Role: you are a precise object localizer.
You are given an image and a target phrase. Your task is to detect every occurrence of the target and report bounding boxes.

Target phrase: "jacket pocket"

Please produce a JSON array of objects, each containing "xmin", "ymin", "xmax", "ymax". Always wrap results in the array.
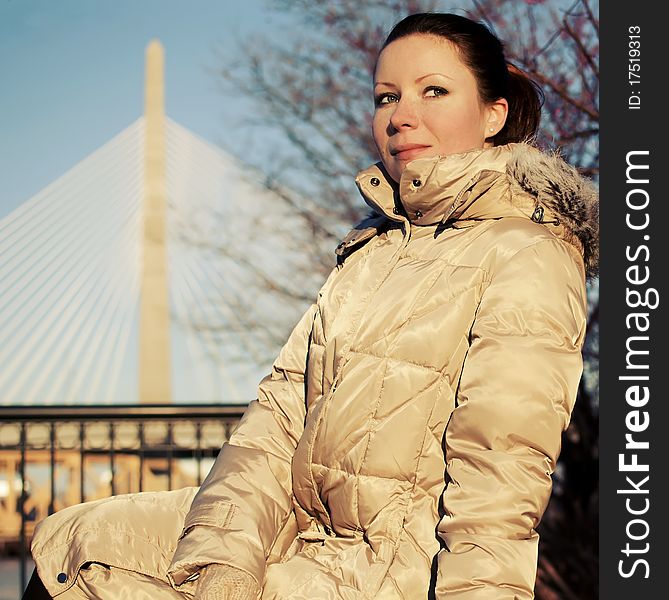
[{"xmin": 179, "ymin": 500, "xmax": 237, "ymax": 540}]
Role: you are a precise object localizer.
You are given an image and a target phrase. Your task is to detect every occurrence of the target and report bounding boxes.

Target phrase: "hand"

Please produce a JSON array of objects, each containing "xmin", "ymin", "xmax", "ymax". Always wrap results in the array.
[{"xmin": 193, "ymin": 564, "xmax": 261, "ymax": 600}]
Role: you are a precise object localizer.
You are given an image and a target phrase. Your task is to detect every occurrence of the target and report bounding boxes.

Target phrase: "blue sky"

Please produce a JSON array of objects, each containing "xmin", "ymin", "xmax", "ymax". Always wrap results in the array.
[{"xmin": 0, "ymin": 0, "xmax": 290, "ymax": 219}]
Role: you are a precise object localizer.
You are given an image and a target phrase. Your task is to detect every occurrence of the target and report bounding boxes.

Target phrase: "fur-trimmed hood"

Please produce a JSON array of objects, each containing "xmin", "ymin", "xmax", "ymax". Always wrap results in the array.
[
  {"xmin": 351, "ymin": 143, "xmax": 599, "ymax": 279},
  {"xmin": 506, "ymin": 144, "xmax": 599, "ymax": 279}
]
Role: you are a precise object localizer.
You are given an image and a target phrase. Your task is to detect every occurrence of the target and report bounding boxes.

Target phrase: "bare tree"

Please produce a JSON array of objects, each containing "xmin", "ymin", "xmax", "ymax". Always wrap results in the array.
[
  {"xmin": 469, "ymin": 0, "xmax": 599, "ymax": 176},
  {"xmin": 200, "ymin": 1, "xmax": 600, "ymax": 596}
]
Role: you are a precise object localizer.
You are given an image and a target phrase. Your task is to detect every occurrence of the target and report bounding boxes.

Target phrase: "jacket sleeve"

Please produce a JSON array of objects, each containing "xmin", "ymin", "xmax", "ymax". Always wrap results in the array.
[
  {"xmin": 435, "ymin": 238, "xmax": 587, "ymax": 599},
  {"xmin": 168, "ymin": 301, "xmax": 319, "ymax": 591}
]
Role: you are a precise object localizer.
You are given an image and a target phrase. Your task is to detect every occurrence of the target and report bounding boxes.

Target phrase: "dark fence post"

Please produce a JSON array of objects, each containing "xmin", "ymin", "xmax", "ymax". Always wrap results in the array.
[
  {"xmin": 19, "ymin": 422, "xmax": 27, "ymax": 594},
  {"xmin": 196, "ymin": 422, "xmax": 202, "ymax": 486},
  {"xmin": 139, "ymin": 422, "xmax": 145, "ymax": 492},
  {"xmin": 109, "ymin": 422, "xmax": 116, "ymax": 497},
  {"xmin": 49, "ymin": 422, "xmax": 56, "ymax": 515},
  {"xmin": 79, "ymin": 422, "xmax": 85, "ymax": 503},
  {"xmin": 167, "ymin": 422, "xmax": 174, "ymax": 491}
]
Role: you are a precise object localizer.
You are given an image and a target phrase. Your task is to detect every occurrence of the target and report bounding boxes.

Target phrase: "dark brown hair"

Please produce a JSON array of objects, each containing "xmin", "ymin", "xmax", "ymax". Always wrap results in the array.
[{"xmin": 379, "ymin": 13, "xmax": 544, "ymax": 145}]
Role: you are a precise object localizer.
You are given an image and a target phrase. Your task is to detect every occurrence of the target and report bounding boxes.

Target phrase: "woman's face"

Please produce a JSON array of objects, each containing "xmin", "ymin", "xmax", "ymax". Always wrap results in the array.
[{"xmin": 372, "ymin": 34, "xmax": 508, "ymax": 182}]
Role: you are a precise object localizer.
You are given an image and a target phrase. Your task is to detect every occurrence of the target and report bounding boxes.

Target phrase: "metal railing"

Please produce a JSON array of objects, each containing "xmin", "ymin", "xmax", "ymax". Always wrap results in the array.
[{"xmin": 0, "ymin": 404, "xmax": 245, "ymax": 595}]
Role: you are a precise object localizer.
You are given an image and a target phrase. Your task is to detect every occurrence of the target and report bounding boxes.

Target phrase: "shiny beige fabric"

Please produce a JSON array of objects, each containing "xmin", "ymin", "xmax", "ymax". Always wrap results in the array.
[
  {"xmin": 31, "ymin": 143, "xmax": 598, "ymax": 599},
  {"xmin": 171, "ymin": 144, "xmax": 596, "ymax": 598},
  {"xmin": 31, "ymin": 487, "xmax": 199, "ymax": 598}
]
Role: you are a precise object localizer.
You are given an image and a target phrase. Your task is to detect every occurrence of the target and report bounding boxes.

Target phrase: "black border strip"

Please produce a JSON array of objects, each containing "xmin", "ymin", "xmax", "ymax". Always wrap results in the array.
[{"xmin": 600, "ymin": 4, "xmax": 665, "ymax": 597}]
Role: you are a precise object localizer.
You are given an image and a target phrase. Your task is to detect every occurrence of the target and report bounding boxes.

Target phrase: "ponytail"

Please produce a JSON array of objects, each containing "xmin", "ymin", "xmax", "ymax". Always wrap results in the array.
[{"xmin": 494, "ymin": 63, "xmax": 544, "ymax": 145}]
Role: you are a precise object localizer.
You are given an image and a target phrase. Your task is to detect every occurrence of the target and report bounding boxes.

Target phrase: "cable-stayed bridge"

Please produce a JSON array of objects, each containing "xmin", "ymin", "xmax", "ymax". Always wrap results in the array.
[
  {"xmin": 0, "ymin": 41, "xmax": 313, "ymax": 407},
  {"xmin": 0, "ymin": 42, "xmax": 329, "ymax": 594}
]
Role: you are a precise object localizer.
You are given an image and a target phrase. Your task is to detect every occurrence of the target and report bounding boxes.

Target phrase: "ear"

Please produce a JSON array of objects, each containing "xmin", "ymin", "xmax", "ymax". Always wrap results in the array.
[{"xmin": 483, "ymin": 97, "xmax": 509, "ymax": 139}]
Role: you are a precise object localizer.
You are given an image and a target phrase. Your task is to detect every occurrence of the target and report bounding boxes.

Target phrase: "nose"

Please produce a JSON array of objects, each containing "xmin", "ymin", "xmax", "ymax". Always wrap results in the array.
[{"xmin": 389, "ymin": 97, "xmax": 419, "ymax": 132}]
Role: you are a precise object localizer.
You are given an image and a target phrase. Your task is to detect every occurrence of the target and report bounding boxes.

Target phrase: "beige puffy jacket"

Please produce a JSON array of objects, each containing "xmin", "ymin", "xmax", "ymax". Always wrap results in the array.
[
  {"xmin": 169, "ymin": 143, "xmax": 598, "ymax": 599},
  {"xmin": 31, "ymin": 143, "xmax": 598, "ymax": 599}
]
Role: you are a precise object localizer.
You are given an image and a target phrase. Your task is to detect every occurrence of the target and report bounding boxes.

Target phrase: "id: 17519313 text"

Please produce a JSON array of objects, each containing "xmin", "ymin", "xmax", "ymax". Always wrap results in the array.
[{"xmin": 628, "ymin": 25, "xmax": 641, "ymax": 110}]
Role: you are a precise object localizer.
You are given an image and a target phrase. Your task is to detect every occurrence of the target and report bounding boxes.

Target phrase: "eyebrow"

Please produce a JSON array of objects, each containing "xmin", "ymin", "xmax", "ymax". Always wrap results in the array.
[
  {"xmin": 374, "ymin": 72, "xmax": 455, "ymax": 87},
  {"xmin": 417, "ymin": 72, "xmax": 454, "ymax": 82}
]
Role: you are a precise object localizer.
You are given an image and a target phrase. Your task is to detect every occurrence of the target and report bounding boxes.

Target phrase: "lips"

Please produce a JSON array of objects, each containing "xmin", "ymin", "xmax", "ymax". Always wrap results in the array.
[{"xmin": 390, "ymin": 144, "xmax": 431, "ymax": 161}]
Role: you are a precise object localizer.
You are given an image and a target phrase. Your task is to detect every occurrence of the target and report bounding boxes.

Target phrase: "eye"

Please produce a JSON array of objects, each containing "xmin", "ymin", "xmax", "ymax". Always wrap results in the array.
[
  {"xmin": 424, "ymin": 86, "xmax": 449, "ymax": 98},
  {"xmin": 374, "ymin": 92, "xmax": 399, "ymax": 106}
]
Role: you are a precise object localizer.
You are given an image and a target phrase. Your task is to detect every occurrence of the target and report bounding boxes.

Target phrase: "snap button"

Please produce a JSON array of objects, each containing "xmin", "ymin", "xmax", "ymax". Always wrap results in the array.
[
  {"xmin": 415, "ymin": 210, "xmax": 423, "ymax": 218},
  {"xmin": 336, "ymin": 242, "xmax": 345, "ymax": 249},
  {"xmin": 57, "ymin": 573, "xmax": 67, "ymax": 584},
  {"xmin": 412, "ymin": 179, "xmax": 422, "ymax": 187},
  {"xmin": 370, "ymin": 177, "xmax": 380, "ymax": 186},
  {"xmin": 531, "ymin": 206, "xmax": 544, "ymax": 223},
  {"xmin": 392, "ymin": 207, "xmax": 400, "ymax": 215}
]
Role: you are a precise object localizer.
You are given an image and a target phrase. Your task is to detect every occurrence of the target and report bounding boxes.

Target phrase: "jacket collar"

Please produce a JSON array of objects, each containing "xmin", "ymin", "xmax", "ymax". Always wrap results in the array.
[
  {"xmin": 350, "ymin": 143, "xmax": 599, "ymax": 278},
  {"xmin": 356, "ymin": 144, "xmax": 517, "ymax": 225}
]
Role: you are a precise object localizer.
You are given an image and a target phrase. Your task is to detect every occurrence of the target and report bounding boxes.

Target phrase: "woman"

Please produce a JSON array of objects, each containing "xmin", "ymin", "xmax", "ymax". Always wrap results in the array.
[{"xmin": 26, "ymin": 12, "xmax": 598, "ymax": 600}]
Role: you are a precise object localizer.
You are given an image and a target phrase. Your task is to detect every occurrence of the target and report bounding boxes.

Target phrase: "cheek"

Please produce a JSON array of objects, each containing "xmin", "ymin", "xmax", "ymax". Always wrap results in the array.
[
  {"xmin": 372, "ymin": 114, "xmax": 386, "ymax": 152},
  {"xmin": 428, "ymin": 107, "xmax": 485, "ymax": 148}
]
